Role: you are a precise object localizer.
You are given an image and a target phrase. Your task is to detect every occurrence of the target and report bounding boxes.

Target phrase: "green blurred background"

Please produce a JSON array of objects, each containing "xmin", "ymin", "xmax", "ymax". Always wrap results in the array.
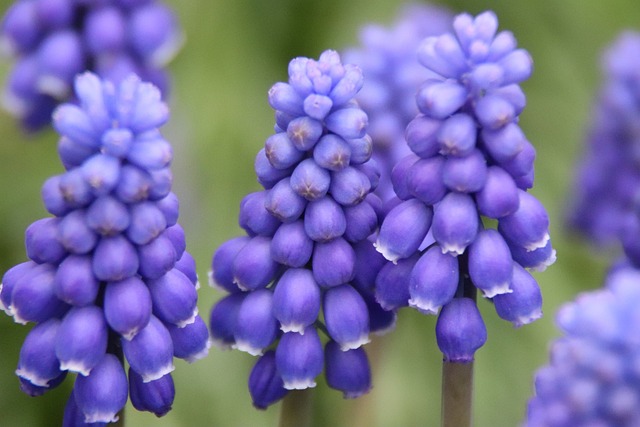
[{"xmin": 0, "ymin": 0, "xmax": 637, "ymax": 426}]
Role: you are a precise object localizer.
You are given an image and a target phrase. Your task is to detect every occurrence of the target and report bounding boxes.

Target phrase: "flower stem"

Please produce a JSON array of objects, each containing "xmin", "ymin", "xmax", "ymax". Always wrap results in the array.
[
  {"xmin": 441, "ymin": 360, "xmax": 474, "ymax": 427},
  {"xmin": 278, "ymin": 389, "xmax": 314, "ymax": 427}
]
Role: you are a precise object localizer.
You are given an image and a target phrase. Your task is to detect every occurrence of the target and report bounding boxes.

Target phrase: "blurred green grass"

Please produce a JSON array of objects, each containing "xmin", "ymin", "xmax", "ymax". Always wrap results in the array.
[{"xmin": 0, "ymin": 0, "xmax": 636, "ymax": 425}]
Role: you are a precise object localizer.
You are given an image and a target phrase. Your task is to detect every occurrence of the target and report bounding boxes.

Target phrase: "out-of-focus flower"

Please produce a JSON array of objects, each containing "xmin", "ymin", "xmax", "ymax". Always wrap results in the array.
[
  {"xmin": 0, "ymin": 0, "xmax": 183, "ymax": 131},
  {"xmin": 1, "ymin": 72, "xmax": 208, "ymax": 424},
  {"xmin": 374, "ymin": 10, "xmax": 555, "ymax": 362},
  {"xmin": 525, "ymin": 260, "xmax": 640, "ymax": 427},
  {"xmin": 209, "ymin": 50, "xmax": 382, "ymax": 408}
]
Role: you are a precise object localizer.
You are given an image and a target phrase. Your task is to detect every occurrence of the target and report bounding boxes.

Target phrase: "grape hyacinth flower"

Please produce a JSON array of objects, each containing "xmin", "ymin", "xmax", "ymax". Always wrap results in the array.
[
  {"xmin": 343, "ymin": 3, "xmax": 452, "ymax": 201},
  {"xmin": 567, "ymin": 32, "xmax": 640, "ymax": 256},
  {"xmin": 0, "ymin": 0, "xmax": 183, "ymax": 131},
  {"xmin": 525, "ymin": 260, "xmax": 640, "ymax": 427},
  {"xmin": 209, "ymin": 50, "xmax": 388, "ymax": 409},
  {"xmin": 374, "ymin": 10, "xmax": 555, "ymax": 363},
  {"xmin": 0, "ymin": 72, "xmax": 209, "ymax": 424}
]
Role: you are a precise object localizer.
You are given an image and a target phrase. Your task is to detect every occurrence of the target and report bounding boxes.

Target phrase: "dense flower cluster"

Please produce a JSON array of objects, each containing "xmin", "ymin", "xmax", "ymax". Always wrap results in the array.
[
  {"xmin": 0, "ymin": 0, "xmax": 182, "ymax": 131},
  {"xmin": 525, "ymin": 261, "xmax": 640, "ymax": 427},
  {"xmin": 343, "ymin": 3, "xmax": 452, "ymax": 200},
  {"xmin": 0, "ymin": 73, "xmax": 208, "ymax": 424},
  {"xmin": 209, "ymin": 50, "xmax": 391, "ymax": 408},
  {"xmin": 567, "ymin": 32, "xmax": 640, "ymax": 257},
  {"xmin": 374, "ymin": 11, "xmax": 555, "ymax": 362}
]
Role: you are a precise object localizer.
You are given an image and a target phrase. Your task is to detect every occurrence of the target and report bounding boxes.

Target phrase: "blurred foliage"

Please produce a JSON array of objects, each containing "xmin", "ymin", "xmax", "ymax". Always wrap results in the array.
[{"xmin": 0, "ymin": 0, "xmax": 637, "ymax": 426}]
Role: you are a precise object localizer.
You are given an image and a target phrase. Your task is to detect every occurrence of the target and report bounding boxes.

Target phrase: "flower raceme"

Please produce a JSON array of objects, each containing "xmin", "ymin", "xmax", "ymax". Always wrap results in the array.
[
  {"xmin": 374, "ymin": 10, "xmax": 555, "ymax": 363},
  {"xmin": 209, "ymin": 50, "xmax": 391, "ymax": 407},
  {"xmin": 0, "ymin": 72, "xmax": 209, "ymax": 425},
  {"xmin": 0, "ymin": 0, "xmax": 183, "ymax": 131}
]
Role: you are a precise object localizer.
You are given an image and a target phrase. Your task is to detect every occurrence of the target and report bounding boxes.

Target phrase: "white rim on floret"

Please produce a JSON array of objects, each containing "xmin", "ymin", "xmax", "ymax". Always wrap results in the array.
[
  {"xmin": 184, "ymin": 338, "xmax": 212, "ymax": 363},
  {"xmin": 283, "ymin": 377, "xmax": 317, "ymax": 390},
  {"xmin": 150, "ymin": 31, "xmax": 185, "ymax": 68},
  {"xmin": 528, "ymin": 249, "xmax": 557, "ymax": 272},
  {"xmin": 439, "ymin": 243, "xmax": 466, "ymax": 257},
  {"xmin": 210, "ymin": 337, "xmax": 234, "ymax": 351},
  {"xmin": 372, "ymin": 315, "xmax": 397, "ymax": 337},
  {"xmin": 233, "ymin": 340, "xmax": 264, "ymax": 357},
  {"xmin": 15, "ymin": 368, "xmax": 53, "ymax": 387},
  {"xmin": 60, "ymin": 359, "xmax": 94, "ymax": 377},
  {"xmin": 175, "ymin": 307, "xmax": 199, "ymax": 328},
  {"xmin": 525, "ymin": 232, "xmax": 550, "ymax": 252},
  {"xmin": 373, "ymin": 241, "xmax": 401, "ymax": 264},
  {"xmin": 408, "ymin": 297, "xmax": 441, "ymax": 315},
  {"xmin": 11, "ymin": 309, "xmax": 31, "ymax": 325},
  {"xmin": 141, "ymin": 362, "xmax": 175, "ymax": 383},
  {"xmin": 280, "ymin": 322, "xmax": 307, "ymax": 334},
  {"xmin": 1, "ymin": 90, "xmax": 28, "ymax": 116},
  {"xmin": 36, "ymin": 75, "xmax": 70, "ymax": 99},
  {"xmin": 481, "ymin": 281, "xmax": 513, "ymax": 299},
  {"xmin": 339, "ymin": 334, "xmax": 371, "ymax": 352},
  {"xmin": 513, "ymin": 308, "xmax": 543, "ymax": 328},
  {"xmin": 83, "ymin": 411, "xmax": 120, "ymax": 424}
]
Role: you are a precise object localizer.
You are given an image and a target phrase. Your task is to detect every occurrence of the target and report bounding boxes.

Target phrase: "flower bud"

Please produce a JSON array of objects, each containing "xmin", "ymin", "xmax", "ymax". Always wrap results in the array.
[
  {"xmin": 273, "ymin": 268, "xmax": 321, "ymax": 333},
  {"xmin": 81, "ymin": 154, "xmax": 121, "ymax": 196},
  {"xmin": 16, "ymin": 318, "xmax": 61, "ymax": 388},
  {"xmin": 468, "ymin": 229, "xmax": 513, "ymax": 297},
  {"xmin": 209, "ymin": 236, "xmax": 249, "ymax": 292},
  {"xmin": 437, "ymin": 113, "xmax": 476, "ymax": 156},
  {"xmin": 498, "ymin": 190, "xmax": 550, "ymax": 251},
  {"xmin": 275, "ymin": 328, "xmax": 324, "ymax": 390},
  {"xmin": 475, "ymin": 166, "xmax": 519, "ymax": 218},
  {"xmin": 265, "ymin": 132, "xmax": 304, "ymax": 170},
  {"xmin": 271, "ymin": 221, "xmax": 313, "ymax": 268},
  {"xmin": 249, "ymin": 350, "xmax": 288, "ymax": 409},
  {"xmin": 232, "ymin": 236, "xmax": 279, "ymax": 291},
  {"xmin": 405, "ymin": 115, "xmax": 441, "ymax": 158},
  {"xmin": 104, "ymin": 277, "xmax": 152, "ymax": 340},
  {"xmin": 122, "ymin": 315, "xmax": 175, "ymax": 383},
  {"xmin": 432, "ymin": 192, "xmax": 479, "ymax": 256},
  {"xmin": 92, "ymin": 235, "xmax": 139, "ymax": 281},
  {"xmin": 11, "ymin": 263, "xmax": 67, "ymax": 324},
  {"xmin": 290, "ymin": 158, "xmax": 331, "ymax": 200},
  {"xmin": 166, "ymin": 315, "xmax": 211, "ymax": 362},
  {"xmin": 255, "ymin": 148, "xmax": 292, "ymax": 189},
  {"xmin": 312, "ymin": 237, "xmax": 356, "ymax": 288},
  {"xmin": 409, "ymin": 245, "xmax": 459, "ymax": 315},
  {"xmin": 406, "ymin": 155, "xmax": 447, "ymax": 205},
  {"xmin": 25, "ymin": 217, "xmax": 66, "ymax": 264},
  {"xmin": 1, "ymin": 261, "xmax": 36, "ymax": 315},
  {"xmin": 374, "ymin": 199, "xmax": 432, "ymax": 263},
  {"xmin": 375, "ymin": 253, "xmax": 420, "ymax": 310},
  {"xmin": 324, "ymin": 284, "xmax": 370, "ymax": 350},
  {"xmin": 129, "ymin": 369, "xmax": 174, "ymax": 417},
  {"xmin": 287, "ymin": 116, "xmax": 323, "ymax": 151},
  {"xmin": 56, "ymin": 306, "xmax": 108, "ymax": 376},
  {"xmin": 493, "ymin": 263, "xmax": 543, "ymax": 327},
  {"xmin": 442, "ymin": 149, "xmax": 488, "ymax": 193},
  {"xmin": 330, "ymin": 166, "xmax": 371, "ymax": 206},
  {"xmin": 234, "ymin": 289, "xmax": 278, "ymax": 356},
  {"xmin": 390, "ymin": 154, "xmax": 420, "ymax": 200},
  {"xmin": 148, "ymin": 269, "xmax": 198, "ymax": 327},
  {"xmin": 127, "ymin": 201, "xmax": 167, "ymax": 245},
  {"xmin": 85, "ymin": 195, "xmax": 129, "ymax": 235},
  {"xmin": 265, "ymin": 178, "xmax": 306, "ymax": 223},
  {"xmin": 313, "ymin": 134, "xmax": 351, "ymax": 171},
  {"xmin": 58, "ymin": 210, "xmax": 98, "ymax": 254},
  {"xmin": 416, "ymin": 79, "xmax": 467, "ymax": 119},
  {"xmin": 325, "ymin": 107, "xmax": 368, "ymax": 139},
  {"xmin": 137, "ymin": 233, "xmax": 177, "ymax": 279},
  {"xmin": 304, "ymin": 196, "xmax": 346, "ymax": 242},
  {"xmin": 54, "ymin": 254, "xmax": 100, "ymax": 306},
  {"xmin": 209, "ymin": 293, "xmax": 246, "ymax": 349},
  {"xmin": 325, "ymin": 340, "xmax": 371, "ymax": 399},
  {"xmin": 436, "ymin": 298, "xmax": 487, "ymax": 362},
  {"xmin": 343, "ymin": 199, "xmax": 377, "ymax": 242}
]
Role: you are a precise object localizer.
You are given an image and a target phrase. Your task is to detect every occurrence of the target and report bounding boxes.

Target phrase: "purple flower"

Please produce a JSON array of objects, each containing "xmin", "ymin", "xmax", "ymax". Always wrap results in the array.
[
  {"xmin": 525, "ymin": 261, "xmax": 640, "ymax": 426},
  {"xmin": 374, "ymin": 10, "xmax": 555, "ymax": 361},
  {"xmin": 0, "ymin": 0, "xmax": 183, "ymax": 131},
  {"xmin": 209, "ymin": 50, "xmax": 384, "ymax": 407},
  {"xmin": 1, "ymin": 73, "xmax": 207, "ymax": 422}
]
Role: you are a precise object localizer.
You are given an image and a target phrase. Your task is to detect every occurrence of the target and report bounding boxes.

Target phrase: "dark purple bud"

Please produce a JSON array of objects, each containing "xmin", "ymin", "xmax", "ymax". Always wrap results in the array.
[
  {"xmin": 437, "ymin": 113, "xmax": 477, "ymax": 157},
  {"xmin": 74, "ymin": 354, "xmax": 128, "ymax": 423},
  {"xmin": 84, "ymin": 6, "xmax": 126, "ymax": 54},
  {"xmin": 312, "ymin": 237, "xmax": 356, "ymax": 288},
  {"xmin": 406, "ymin": 155, "xmax": 447, "ymax": 205},
  {"xmin": 1, "ymin": 261, "xmax": 36, "ymax": 315},
  {"xmin": 209, "ymin": 236, "xmax": 249, "ymax": 292},
  {"xmin": 346, "ymin": 135, "xmax": 372, "ymax": 164},
  {"xmin": 481, "ymin": 122, "xmax": 525, "ymax": 164},
  {"xmin": 127, "ymin": 201, "xmax": 167, "ymax": 245},
  {"xmin": 62, "ymin": 388, "xmax": 98, "ymax": 427},
  {"xmin": 234, "ymin": 289, "xmax": 278, "ymax": 356},
  {"xmin": 54, "ymin": 255, "xmax": 100, "ymax": 306},
  {"xmin": 56, "ymin": 306, "xmax": 108, "ymax": 376},
  {"xmin": 275, "ymin": 328, "xmax": 324, "ymax": 389},
  {"xmin": 265, "ymin": 133, "xmax": 304, "ymax": 170},
  {"xmin": 92, "ymin": 235, "xmax": 139, "ymax": 281},
  {"xmin": 209, "ymin": 293, "xmax": 246, "ymax": 349},
  {"xmin": 25, "ymin": 217, "xmax": 66, "ymax": 264},
  {"xmin": 86, "ymin": 195, "xmax": 130, "ymax": 236},
  {"xmin": 330, "ymin": 166, "xmax": 371, "ymax": 206},
  {"xmin": 324, "ymin": 284, "xmax": 370, "ymax": 350},
  {"xmin": 232, "ymin": 236, "xmax": 279, "ymax": 291},
  {"xmin": 255, "ymin": 148, "xmax": 292, "ymax": 189},
  {"xmin": 436, "ymin": 298, "xmax": 487, "ymax": 362},
  {"xmin": 81, "ymin": 154, "xmax": 120, "ymax": 196},
  {"xmin": 148, "ymin": 269, "xmax": 198, "ymax": 327},
  {"xmin": 474, "ymin": 94, "xmax": 515, "ymax": 129},
  {"xmin": 442, "ymin": 149, "xmax": 488, "ymax": 193},
  {"xmin": 239, "ymin": 191, "xmax": 280, "ymax": 237},
  {"xmin": 325, "ymin": 108, "xmax": 368, "ymax": 139},
  {"xmin": 432, "ymin": 192, "xmax": 479, "ymax": 256},
  {"xmin": 500, "ymin": 140, "xmax": 536, "ymax": 189},
  {"xmin": 271, "ymin": 221, "xmax": 313, "ymax": 268},
  {"xmin": 16, "ymin": 319, "xmax": 61, "ymax": 388},
  {"xmin": 409, "ymin": 246, "xmax": 459, "ymax": 315},
  {"xmin": 468, "ymin": 229, "xmax": 513, "ymax": 297},
  {"xmin": 36, "ymin": 31, "xmax": 84, "ymax": 98},
  {"xmin": 493, "ymin": 263, "xmax": 543, "ymax": 327},
  {"xmin": 165, "ymin": 315, "xmax": 211, "ymax": 362},
  {"xmin": 129, "ymin": 369, "xmax": 174, "ymax": 417},
  {"xmin": 290, "ymin": 159, "xmax": 331, "ymax": 201},
  {"xmin": 127, "ymin": 135, "xmax": 172, "ymax": 171},
  {"xmin": 11, "ymin": 263, "xmax": 67, "ymax": 324},
  {"xmin": 313, "ymin": 134, "xmax": 351, "ymax": 171},
  {"xmin": 273, "ymin": 268, "xmax": 321, "ymax": 333},
  {"xmin": 249, "ymin": 351, "xmax": 288, "ymax": 409},
  {"xmin": 325, "ymin": 340, "xmax": 371, "ymax": 399},
  {"xmin": 122, "ymin": 315, "xmax": 175, "ymax": 382},
  {"xmin": 161, "ymin": 224, "xmax": 185, "ymax": 259},
  {"xmin": 390, "ymin": 153, "xmax": 420, "ymax": 200},
  {"xmin": 20, "ymin": 371, "xmax": 66, "ymax": 397},
  {"xmin": 416, "ymin": 79, "xmax": 468, "ymax": 119},
  {"xmin": 507, "ymin": 237, "xmax": 556, "ymax": 272},
  {"xmin": 175, "ymin": 251, "xmax": 198, "ymax": 286},
  {"xmin": 104, "ymin": 277, "xmax": 152, "ymax": 340},
  {"xmin": 475, "ymin": 166, "xmax": 519, "ymax": 219},
  {"xmin": 268, "ymin": 82, "xmax": 304, "ymax": 116},
  {"xmin": 304, "ymin": 196, "xmax": 346, "ymax": 242},
  {"xmin": 375, "ymin": 199, "xmax": 432, "ymax": 263},
  {"xmin": 42, "ymin": 175, "xmax": 69, "ymax": 217},
  {"xmin": 287, "ymin": 116, "xmax": 323, "ymax": 151},
  {"xmin": 265, "ymin": 178, "xmax": 307, "ymax": 223},
  {"xmin": 405, "ymin": 115, "xmax": 442, "ymax": 158},
  {"xmin": 498, "ymin": 190, "xmax": 550, "ymax": 251},
  {"xmin": 303, "ymin": 94, "xmax": 333, "ymax": 120},
  {"xmin": 58, "ymin": 210, "xmax": 98, "ymax": 254},
  {"xmin": 343, "ymin": 199, "xmax": 377, "ymax": 242},
  {"xmin": 375, "ymin": 253, "xmax": 420, "ymax": 310},
  {"xmin": 352, "ymin": 240, "xmax": 386, "ymax": 292}
]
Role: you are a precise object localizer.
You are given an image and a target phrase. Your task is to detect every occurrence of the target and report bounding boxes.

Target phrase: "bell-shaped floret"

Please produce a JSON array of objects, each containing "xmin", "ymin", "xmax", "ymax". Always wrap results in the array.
[
  {"xmin": 325, "ymin": 108, "xmax": 368, "ymax": 140},
  {"xmin": 273, "ymin": 268, "xmax": 321, "ymax": 333},
  {"xmin": 249, "ymin": 350, "xmax": 288, "ymax": 409},
  {"xmin": 129, "ymin": 369, "xmax": 174, "ymax": 417},
  {"xmin": 265, "ymin": 178, "xmax": 307, "ymax": 223},
  {"xmin": 304, "ymin": 196, "xmax": 347, "ymax": 242},
  {"xmin": 16, "ymin": 318, "xmax": 61, "ymax": 388},
  {"xmin": 19, "ymin": 371, "xmax": 67, "ymax": 398},
  {"xmin": 255, "ymin": 148, "xmax": 293, "ymax": 189},
  {"xmin": 126, "ymin": 201, "xmax": 167, "ymax": 245},
  {"xmin": 271, "ymin": 221, "xmax": 313, "ymax": 268},
  {"xmin": 312, "ymin": 237, "xmax": 356, "ymax": 288},
  {"xmin": 85, "ymin": 195, "xmax": 130, "ymax": 236},
  {"xmin": 56, "ymin": 306, "xmax": 108, "ymax": 376},
  {"xmin": 1, "ymin": 261, "xmax": 36, "ymax": 314},
  {"xmin": 122, "ymin": 315, "xmax": 175, "ymax": 383},
  {"xmin": 290, "ymin": 159, "xmax": 331, "ymax": 201},
  {"xmin": 148, "ymin": 269, "xmax": 198, "ymax": 327},
  {"xmin": 405, "ymin": 115, "xmax": 442, "ymax": 158},
  {"xmin": 325, "ymin": 340, "xmax": 371, "ymax": 399},
  {"xmin": 324, "ymin": 284, "xmax": 370, "ymax": 350},
  {"xmin": 507, "ymin": 237, "xmax": 556, "ymax": 272},
  {"xmin": 81, "ymin": 154, "xmax": 121, "ymax": 196},
  {"xmin": 58, "ymin": 210, "xmax": 98, "ymax": 254},
  {"xmin": 330, "ymin": 166, "xmax": 371, "ymax": 206},
  {"xmin": 25, "ymin": 217, "xmax": 66, "ymax": 264},
  {"xmin": 165, "ymin": 315, "xmax": 210, "ymax": 362},
  {"xmin": 435, "ymin": 298, "xmax": 487, "ymax": 362},
  {"xmin": 104, "ymin": 277, "xmax": 152, "ymax": 340},
  {"xmin": 475, "ymin": 166, "xmax": 519, "ymax": 218},
  {"xmin": 406, "ymin": 155, "xmax": 447, "ymax": 205},
  {"xmin": 137, "ymin": 234, "xmax": 177, "ymax": 280},
  {"xmin": 92, "ymin": 235, "xmax": 139, "ymax": 281},
  {"xmin": 238, "ymin": 191, "xmax": 280, "ymax": 237},
  {"xmin": 416, "ymin": 79, "xmax": 468, "ymax": 119},
  {"xmin": 375, "ymin": 253, "xmax": 420, "ymax": 311},
  {"xmin": 232, "ymin": 236, "xmax": 279, "ymax": 291},
  {"xmin": 234, "ymin": 289, "xmax": 279, "ymax": 356},
  {"xmin": 408, "ymin": 245, "xmax": 459, "ymax": 315},
  {"xmin": 432, "ymin": 192, "xmax": 479, "ymax": 256},
  {"xmin": 209, "ymin": 236, "xmax": 249, "ymax": 292},
  {"xmin": 54, "ymin": 255, "xmax": 100, "ymax": 306},
  {"xmin": 442, "ymin": 149, "xmax": 488, "ymax": 193},
  {"xmin": 437, "ymin": 113, "xmax": 477, "ymax": 157},
  {"xmin": 275, "ymin": 328, "xmax": 324, "ymax": 390},
  {"xmin": 498, "ymin": 190, "xmax": 550, "ymax": 251},
  {"xmin": 343, "ymin": 199, "xmax": 378, "ymax": 242},
  {"xmin": 493, "ymin": 263, "xmax": 543, "ymax": 327},
  {"xmin": 468, "ymin": 229, "xmax": 513, "ymax": 297},
  {"xmin": 11, "ymin": 263, "xmax": 67, "ymax": 324}
]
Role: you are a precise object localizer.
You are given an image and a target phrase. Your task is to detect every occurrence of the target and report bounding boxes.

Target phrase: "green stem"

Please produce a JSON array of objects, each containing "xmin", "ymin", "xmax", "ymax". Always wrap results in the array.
[
  {"xmin": 278, "ymin": 389, "xmax": 314, "ymax": 427},
  {"xmin": 440, "ymin": 360, "xmax": 474, "ymax": 427}
]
